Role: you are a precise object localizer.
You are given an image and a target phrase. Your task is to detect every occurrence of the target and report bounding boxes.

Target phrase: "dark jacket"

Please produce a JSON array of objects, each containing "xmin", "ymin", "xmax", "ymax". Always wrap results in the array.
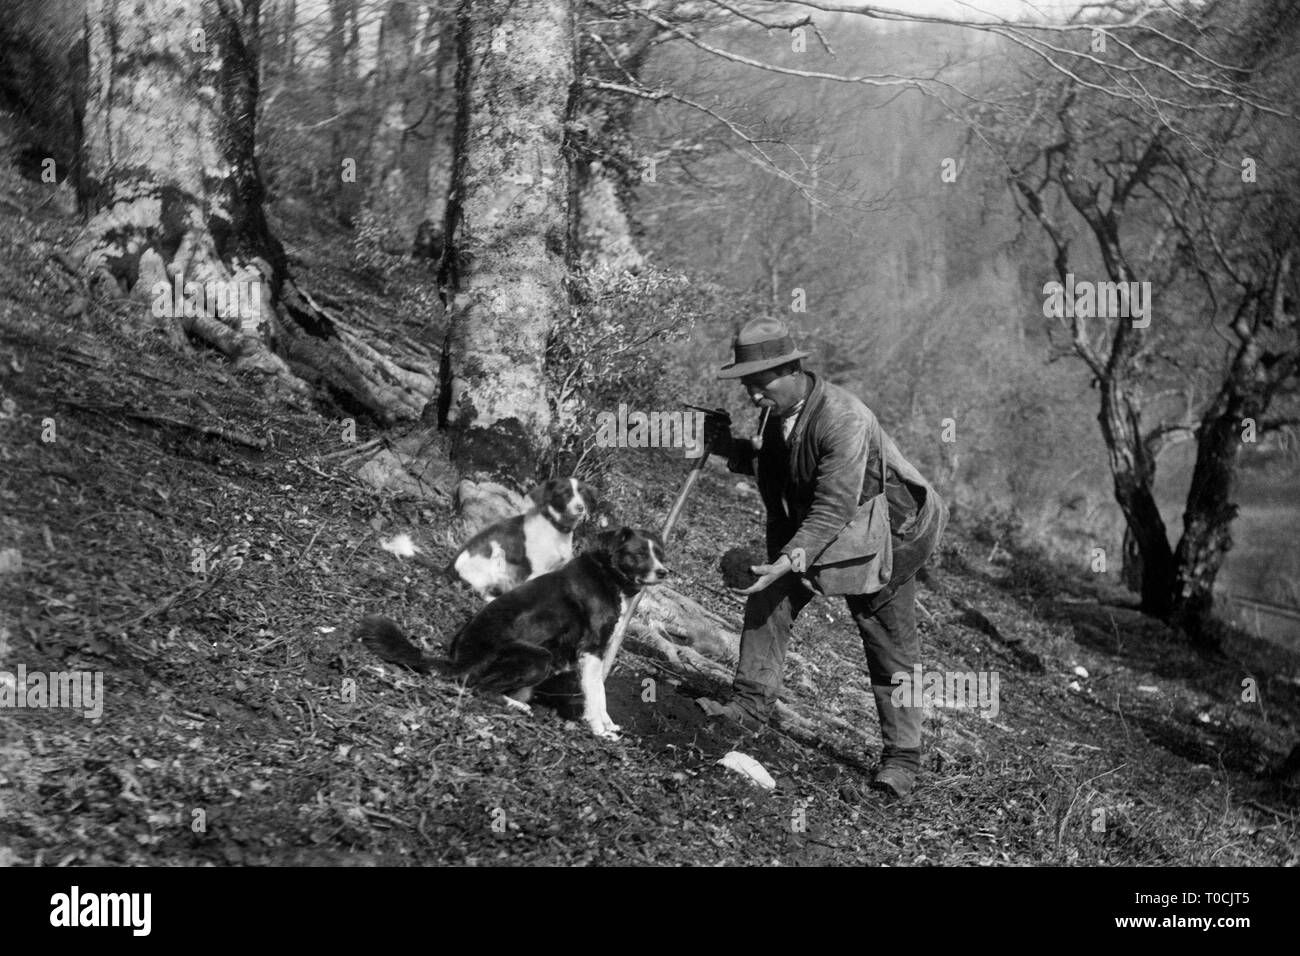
[{"xmin": 726, "ymin": 372, "xmax": 945, "ymax": 591}]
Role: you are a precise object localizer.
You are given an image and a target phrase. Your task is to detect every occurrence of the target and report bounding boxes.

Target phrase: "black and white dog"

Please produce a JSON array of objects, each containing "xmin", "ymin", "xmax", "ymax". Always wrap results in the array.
[
  {"xmin": 450, "ymin": 477, "xmax": 596, "ymax": 601},
  {"xmin": 358, "ymin": 527, "xmax": 669, "ymax": 739}
]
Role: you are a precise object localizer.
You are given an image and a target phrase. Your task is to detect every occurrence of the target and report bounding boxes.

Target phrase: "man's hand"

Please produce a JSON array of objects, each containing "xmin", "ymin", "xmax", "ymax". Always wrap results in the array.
[{"xmin": 734, "ymin": 553, "xmax": 793, "ymax": 595}]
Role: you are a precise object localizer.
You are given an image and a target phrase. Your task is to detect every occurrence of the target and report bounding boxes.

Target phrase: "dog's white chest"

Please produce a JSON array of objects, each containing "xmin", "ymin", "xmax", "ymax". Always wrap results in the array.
[{"xmin": 522, "ymin": 511, "xmax": 572, "ymax": 578}]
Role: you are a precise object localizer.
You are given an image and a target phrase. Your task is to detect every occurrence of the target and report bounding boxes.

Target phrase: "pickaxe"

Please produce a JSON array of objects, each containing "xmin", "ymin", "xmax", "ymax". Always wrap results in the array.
[{"xmin": 599, "ymin": 403, "xmax": 733, "ymax": 679}]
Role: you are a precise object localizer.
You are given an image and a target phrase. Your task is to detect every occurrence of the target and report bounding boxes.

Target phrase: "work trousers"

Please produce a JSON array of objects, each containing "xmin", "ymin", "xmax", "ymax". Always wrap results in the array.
[{"xmin": 731, "ymin": 514, "xmax": 943, "ymax": 770}]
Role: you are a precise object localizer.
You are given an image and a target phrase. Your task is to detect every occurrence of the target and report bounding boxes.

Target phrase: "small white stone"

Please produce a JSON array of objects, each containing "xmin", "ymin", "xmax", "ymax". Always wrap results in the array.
[
  {"xmin": 718, "ymin": 751, "xmax": 776, "ymax": 790},
  {"xmin": 1073, "ymin": 665, "xmax": 1089, "ymax": 679}
]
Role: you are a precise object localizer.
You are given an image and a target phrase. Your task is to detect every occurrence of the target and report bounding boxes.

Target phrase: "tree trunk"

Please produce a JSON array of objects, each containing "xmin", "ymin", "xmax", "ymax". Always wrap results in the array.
[
  {"xmin": 1170, "ymin": 253, "xmax": 1298, "ymax": 644},
  {"xmin": 281, "ymin": 0, "xmax": 295, "ymax": 74},
  {"xmin": 574, "ymin": 163, "xmax": 644, "ymax": 273},
  {"xmin": 1169, "ymin": 406, "xmax": 1240, "ymax": 644},
  {"xmin": 1098, "ymin": 376, "xmax": 1176, "ymax": 618},
  {"xmin": 0, "ymin": 1, "xmax": 86, "ymax": 206},
  {"xmin": 328, "ymin": 0, "xmax": 359, "ymax": 224},
  {"xmin": 436, "ymin": 0, "xmax": 572, "ymax": 482},
  {"xmin": 263, "ymin": 0, "xmax": 295, "ymax": 75},
  {"xmin": 567, "ymin": 9, "xmax": 662, "ymax": 272},
  {"xmin": 74, "ymin": 0, "xmax": 435, "ymax": 423},
  {"xmin": 417, "ymin": 13, "xmax": 457, "ymax": 255},
  {"xmin": 1120, "ymin": 525, "xmax": 1143, "ymax": 594},
  {"xmin": 362, "ymin": 0, "xmax": 420, "ymax": 253}
]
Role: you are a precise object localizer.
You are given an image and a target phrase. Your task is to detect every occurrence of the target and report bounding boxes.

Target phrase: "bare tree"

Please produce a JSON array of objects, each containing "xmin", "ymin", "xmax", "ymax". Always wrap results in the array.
[
  {"xmin": 264, "ymin": 0, "xmax": 296, "ymax": 75},
  {"xmin": 361, "ymin": 0, "xmax": 421, "ymax": 251},
  {"xmin": 328, "ymin": 0, "xmax": 360, "ymax": 223},
  {"xmin": 966, "ymin": 0, "xmax": 1300, "ymax": 641}
]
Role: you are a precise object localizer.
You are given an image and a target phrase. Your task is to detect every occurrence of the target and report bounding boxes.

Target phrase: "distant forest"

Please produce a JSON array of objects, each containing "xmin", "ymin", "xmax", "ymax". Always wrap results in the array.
[{"xmin": 2, "ymin": 0, "xmax": 1296, "ymax": 641}]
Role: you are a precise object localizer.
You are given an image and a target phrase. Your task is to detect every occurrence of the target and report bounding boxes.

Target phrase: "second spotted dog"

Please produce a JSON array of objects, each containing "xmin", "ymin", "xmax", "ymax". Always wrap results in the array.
[{"xmin": 450, "ymin": 477, "xmax": 596, "ymax": 600}]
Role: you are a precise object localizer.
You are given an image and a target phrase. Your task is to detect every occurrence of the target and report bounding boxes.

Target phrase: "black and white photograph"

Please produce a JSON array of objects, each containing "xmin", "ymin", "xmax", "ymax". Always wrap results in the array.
[{"xmin": 0, "ymin": 0, "xmax": 1296, "ymax": 895}]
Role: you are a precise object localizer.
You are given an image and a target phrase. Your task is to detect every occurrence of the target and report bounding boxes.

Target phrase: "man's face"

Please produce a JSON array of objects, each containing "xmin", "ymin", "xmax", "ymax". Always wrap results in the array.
[{"xmin": 741, "ymin": 367, "xmax": 803, "ymax": 414}]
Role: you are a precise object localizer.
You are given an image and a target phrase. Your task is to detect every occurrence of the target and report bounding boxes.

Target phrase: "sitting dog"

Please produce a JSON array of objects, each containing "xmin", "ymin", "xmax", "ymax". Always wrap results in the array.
[
  {"xmin": 450, "ymin": 477, "xmax": 596, "ymax": 601},
  {"xmin": 358, "ymin": 526, "xmax": 669, "ymax": 739}
]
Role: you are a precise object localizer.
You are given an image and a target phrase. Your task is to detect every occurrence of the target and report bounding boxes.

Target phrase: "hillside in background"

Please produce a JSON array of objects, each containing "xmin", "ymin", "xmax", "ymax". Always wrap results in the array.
[{"xmin": 2, "ymin": 160, "xmax": 1297, "ymax": 866}]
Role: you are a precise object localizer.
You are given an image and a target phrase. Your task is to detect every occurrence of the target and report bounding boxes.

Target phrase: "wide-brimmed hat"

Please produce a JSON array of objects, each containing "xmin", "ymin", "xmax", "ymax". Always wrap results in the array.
[{"xmin": 717, "ymin": 317, "xmax": 811, "ymax": 379}]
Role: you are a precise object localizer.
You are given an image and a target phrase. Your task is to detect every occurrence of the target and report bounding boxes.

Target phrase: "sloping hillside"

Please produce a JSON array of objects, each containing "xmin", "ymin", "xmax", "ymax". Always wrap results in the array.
[{"xmin": 1, "ymin": 155, "xmax": 1298, "ymax": 867}]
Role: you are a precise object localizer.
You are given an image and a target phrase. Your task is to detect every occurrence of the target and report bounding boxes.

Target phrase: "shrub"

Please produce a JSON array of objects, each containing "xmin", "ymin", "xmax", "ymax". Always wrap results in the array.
[
  {"xmin": 351, "ymin": 208, "xmax": 409, "ymax": 284},
  {"xmin": 543, "ymin": 265, "xmax": 703, "ymax": 478}
]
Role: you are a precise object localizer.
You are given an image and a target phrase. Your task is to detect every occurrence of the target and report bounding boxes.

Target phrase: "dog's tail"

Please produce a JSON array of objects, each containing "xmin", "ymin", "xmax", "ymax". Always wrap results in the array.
[
  {"xmin": 356, "ymin": 615, "xmax": 453, "ymax": 675},
  {"xmin": 383, "ymin": 533, "xmax": 456, "ymax": 580}
]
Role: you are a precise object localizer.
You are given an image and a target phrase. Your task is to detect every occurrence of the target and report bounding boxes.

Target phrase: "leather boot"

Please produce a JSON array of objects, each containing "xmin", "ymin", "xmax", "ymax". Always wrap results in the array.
[
  {"xmin": 870, "ymin": 764, "xmax": 916, "ymax": 798},
  {"xmin": 871, "ymin": 683, "xmax": 922, "ymax": 794}
]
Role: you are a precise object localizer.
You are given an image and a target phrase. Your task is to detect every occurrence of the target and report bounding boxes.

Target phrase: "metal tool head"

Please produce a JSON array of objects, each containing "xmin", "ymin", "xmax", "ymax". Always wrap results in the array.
[{"xmin": 683, "ymin": 403, "xmax": 731, "ymax": 424}]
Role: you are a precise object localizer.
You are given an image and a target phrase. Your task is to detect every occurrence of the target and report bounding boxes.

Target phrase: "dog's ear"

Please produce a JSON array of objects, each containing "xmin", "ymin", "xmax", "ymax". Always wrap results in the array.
[
  {"xmin": 594, "ymin": 526, "xmax": 634, "ymax": 553},
  {"xmin": 576, "ymin": 479, "xmax": 598, "ymax": 513}
]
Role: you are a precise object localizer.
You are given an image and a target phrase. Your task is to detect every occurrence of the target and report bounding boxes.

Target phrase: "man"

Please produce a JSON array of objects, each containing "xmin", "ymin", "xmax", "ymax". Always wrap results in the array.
[{"xmin": 705, "ymin": 317, "xmax": 948, "ymax": 797}]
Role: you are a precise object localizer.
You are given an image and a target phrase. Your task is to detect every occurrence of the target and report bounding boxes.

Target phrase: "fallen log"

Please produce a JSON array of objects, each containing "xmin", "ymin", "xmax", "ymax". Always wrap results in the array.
[
  {"xmin": 636, "ymin": 586, "xmax": 740, "ymax": 663},
  {"xmin": 623, "ymin": 620, "xmax": 734, "ymax": 684}
]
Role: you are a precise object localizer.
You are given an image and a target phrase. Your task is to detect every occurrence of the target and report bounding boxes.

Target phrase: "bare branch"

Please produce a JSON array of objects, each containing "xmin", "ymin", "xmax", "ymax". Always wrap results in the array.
[
  {"xmin": 1144, "ymin": 422, "xmax": 1197, "ymax": 458},
  {"xmin": 765, "ymin": 0, "xmax": 1292, "ymax": 118},
  {"xmin": 583, "ymin": 76, "xmax": 827, "ymax": 212},
  {"xmin": 702, "ymin": 0, "xmax": 837, "ymax": 55},
  {"xmin": 635, "ymin": 8, "xmax": 933, "ymax": 91}
]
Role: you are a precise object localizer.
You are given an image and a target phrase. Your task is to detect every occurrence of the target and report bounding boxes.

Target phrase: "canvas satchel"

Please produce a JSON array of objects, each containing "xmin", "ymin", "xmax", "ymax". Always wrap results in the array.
[{"xmin": 803, "ymin": 423, "xmax": 893, "ymax": 597}]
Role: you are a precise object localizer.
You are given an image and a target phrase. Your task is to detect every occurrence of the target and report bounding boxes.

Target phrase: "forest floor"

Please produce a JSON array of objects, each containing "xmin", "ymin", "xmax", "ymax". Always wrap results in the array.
[{"xmin": 1, "ymin": 149, "xmax": 1298, "ymax": 867}]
